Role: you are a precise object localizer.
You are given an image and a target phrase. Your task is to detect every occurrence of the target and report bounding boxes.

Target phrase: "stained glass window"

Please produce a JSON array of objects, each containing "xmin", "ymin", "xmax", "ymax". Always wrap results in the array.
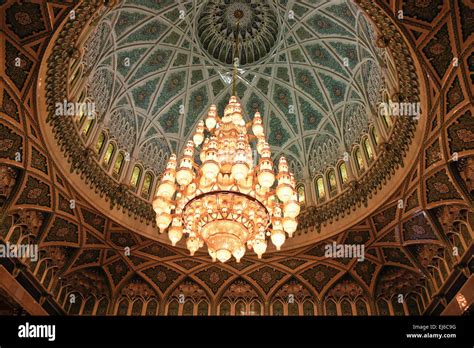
[
  {"xmin": 130, "ymin": 165, "xmax": 142, "ymax": 190},
  {"xmin": 364, "ymin": 138, "xmax": 374, "ymax": 161},
  {"xmin": 354, "ymin": 147, "xmax": 365, "ymax": 173},
  {"xmin": 316, "ymin": 177, "xmax": 325, "ymax": 202},
  {"xmin": 272, "ymin": 301, "xmax": 284, "ymax": 316},
  {"xmin": 219, "ymin": 301, "xmax": 231, "ymax": 316},
  {"xmin": 297, "ymin": 184, "xmax": 305, "ymax": 203},
  {"xmin": 339, "ymin": 162, "xmax": 348, "ymax": 184},
  {"xmin": 103, "ymin": 143, "xmax": 115, "ymax": 167},
  {"xmin": 141, "ymin": 172, "xmax": 153, "ymax": 198},
  {"xmin": 113, "ymin": 152, "xmax": 125, "ymax": 178},
  {"xmin": 167, "ymin": 301, "xmax": 179, "ymax": 315},
  {"xmin": 235, "ymin": 301, "xmax": 245, "ymax": 316},
  {"xmin": 95, "ymin": 132, "xmax": 106, "ymax": 154},
  {"xmin": 303, "ymin": 301, "xmax": 314, "ymax": 316}
]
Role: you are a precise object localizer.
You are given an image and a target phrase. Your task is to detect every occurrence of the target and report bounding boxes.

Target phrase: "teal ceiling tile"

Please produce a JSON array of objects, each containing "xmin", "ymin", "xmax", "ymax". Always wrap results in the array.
[
  {"xmin": 293, "ymin": 67, "xmax": 328, "ymax": 110},
  {"xmin": 116, "ymin": 47, "xmax": 148, "ymax": 78},
  {"xmin": 272, "ymin": 84, "xmax": 298, "ymax": 133},
  {"xmin": 318, "ymin": 72, "xmax": 347, "ymax": 106},
  {"xmin": 119, "ymin": 19, "xmax": 169, "ymax": 45},
  {"xmin": 185, "ymin": 86, "xmax": 209, "ymax": 136},
  {"xmin": 132, "ymin": 76, "xmax": 161, "ymax": 110},
  {"xmin": 129, "ymin": 48, "xmax": 172, "ymax": 84},
  {"xmin": 153, "ymin": 72, "xmax": 186, "ymax": 113},
  {"xmin": 268, "ymin": 112, "xmax": 290, "ymax": 146},
  {"xmin": 299, "ymin": 97, "xmax": 324, "ymax": 131},
  {"xmin": 114, "ymin": 11, "xmax": 149, "ymax": 38},
  {"xmin": 246, "ymin": 93, "xmax": 266, "ymax": 120},
  {"xmin": 324, "ymin": 2, "xmax": 356, "ymax": 28},
  {"xmin": 306, "ymin": 13, "xmax": 354, "ymax": 38},
  {"xmin": 159, "ymin": 100, "xmax": 182, "ymax": 134},
  {"xmin": 277, "ymin": 67, "xmax": 290, "ymax": 82},
  {"xmin": 329, "ymin": 41, "xmax": 358, "ymax": 69}
]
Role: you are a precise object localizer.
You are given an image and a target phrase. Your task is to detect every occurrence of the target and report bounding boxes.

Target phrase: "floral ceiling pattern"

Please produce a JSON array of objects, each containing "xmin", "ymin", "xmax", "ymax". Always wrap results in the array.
[{"xmin": 82, "ymin": 0, "xmax": 386, "ymax": 178}]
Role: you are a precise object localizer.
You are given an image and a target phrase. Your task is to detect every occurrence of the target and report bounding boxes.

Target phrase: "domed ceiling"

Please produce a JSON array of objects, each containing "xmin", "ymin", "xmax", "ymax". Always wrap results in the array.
[{"xmin": 83, "ymin": 0, "xmax": 386, "ymax": 178}]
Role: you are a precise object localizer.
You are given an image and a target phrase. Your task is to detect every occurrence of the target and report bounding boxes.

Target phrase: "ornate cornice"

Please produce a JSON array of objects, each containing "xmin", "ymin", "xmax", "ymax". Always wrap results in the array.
[{"xmin": 44, "ymin": 0, "xmax": 155, "ymax": 224}]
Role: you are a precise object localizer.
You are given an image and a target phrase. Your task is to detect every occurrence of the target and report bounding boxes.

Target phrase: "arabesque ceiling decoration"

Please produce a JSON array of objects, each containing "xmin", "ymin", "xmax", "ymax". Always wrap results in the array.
[
  {"xmin": 81, "ymin": 0, "xmax": 386, "ymax": 177},
  {"xmin": 0, "ymin": 0, "xmax": 472, "ymax": 316}
]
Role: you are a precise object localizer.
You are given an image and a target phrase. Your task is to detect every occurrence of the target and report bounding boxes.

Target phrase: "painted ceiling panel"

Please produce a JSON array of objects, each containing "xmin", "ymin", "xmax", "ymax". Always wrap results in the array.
[{"xmin": 82, "ymin": 0, "xmax": 387, "ymax": 178}]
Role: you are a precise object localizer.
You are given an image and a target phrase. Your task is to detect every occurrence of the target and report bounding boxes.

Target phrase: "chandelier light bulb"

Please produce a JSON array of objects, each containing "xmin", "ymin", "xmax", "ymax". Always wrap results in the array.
[
  {"xmin": 271, "ymin": 229, "xmax": 286, "ymax": 250},
  {"xmin": 232, "ymin": 245, "xmax": 246, "ymax": 263},
  {"xmin": 283, "ymin": 216, "xmax": 298, "ymax": 236},
  {"xmin": 186, "ymin": 237, "xmax": 200, "ymax": 256},
  {"xmin": 157, "ymin": 212, "xmax": 172, "ymax": 233},
  {"xmin": 216, "ymin": 249, "xmax": 232, "ymax": 263},
  {"xmin": 168, "ymin": 225, "xmax": 183, "ymax": 246},
  {"xmin": 284, "ymin": 197, "xmax": 300, "ymax": 218},
  {"xmin": 252, "ymin": 239, "xmax": 267, "ymax": 259},
  {"xmin": 252, "ymin": 112, "xmax": 264, "ymax": 136}
]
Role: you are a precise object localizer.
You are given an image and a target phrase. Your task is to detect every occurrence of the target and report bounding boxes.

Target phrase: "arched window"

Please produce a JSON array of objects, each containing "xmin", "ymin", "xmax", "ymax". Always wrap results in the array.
[
  {"xmin": 339, "ymin": 162, "xmax": 348, "ymax": 185},
  {"xmin": 364, "ymin": 138, "xmax": 374, "ymax": 162},
  {"xmin": 383, "ymin": 113, "xmax": 393, "ymax": 129},
  {"xmin": 95, "ymin": 132, "xmax": 106, "ymax": 154},
  {"xmin": 325, "ymin": 300, "xmax": 337, "ymax": 316},
  {"xmin": 406, "ymin": 295, "xmax": 420, "ymax": 315},
  {"xmin": 82, "ymin": 118, "xmax": 94, "ymax": 137},
  {"xmin": 249, "ymin": 301, "xmax": 261, "ymax": 316},
  {"xmin": 303, "ymin": 301, "xmax": 314, "ymax": 316},
  {"xmin": 315, "ymin": 177, "xmax": 325, "ymax": 203},
  {"xmin": 341, "ymin": 299, "xmax": 353, "ymax": 315},
  {"xmin": 130, "ymin": 165, "xmax": 142, "ymax": 191},
  {"xmin": 68, "ymin": 294, "xmax": 82, "ymax": 315},
  {"xmin": 356, "ymin": 299, "xmax": 368, "ymax": 315},
  {"xmin": 288, "ymin": 302, "xmax": 299, "ymax": 316},
  {"xmin": 327, "ymin": 170, "xmax": 337, "ymax": 197},
  {"xmin": 197, "ymin": 301, "xmax": 209, "ymax": 316},
  {"xmin": 103, "ymin": 143, "xmax": 115, "ymax": 168},
  {"xmin": 117, "ymin": 298, "xmax": 129, "ymax": 315},
  {"xmin": 141, "ymin": 172, "xmax": 153, "ymax": 199},
  {"xmin": 167, "ymin": 301, "xmax": 179, "ymax": 315},
  {"xmin": 235, "ymin": 301, "xmax": 246, "ymax": 316},
  {"xmin": 112, "ymin": 152, "xmax": 125, "ymax": 179},
  {"xmin": 96, "ymin": 298, "xmax": 108, "ymax": 315},
  {"xmin": 371, "ymin": 127, "xmax": 380, "ymax": 147},
  {"xmin": 354, "ymin": 147, "xmax": 365, "ymax": 174},
  {"xmin": 391, "ymin": 296, "xmax": 405, "ymax": 316},
  {"xmin": 146, "ymin": 299, "xmax": 158, "ymax": 316},
  {"xmin": 272, "ymin": 301, "xmax": 284, "ymax": 316},
  {"xmin": 377, "ymin": 298, "xmax": 390, "ymax": 315},
  {"xmin": 296, "ymin": 184, "xmax": 305, "ymax": 204},
  {"xmin": 131, "ymin": 300, "xmax": 143, "ymax": 316},
  {"xmin": 183, "ymin": 301, "xmax": 194, "ymax": 316},
  {"xmin": 82, "ymin": 297, "xmax": 95, "ymax": 315},
  {"xmin": 219, "ymin": 301, "xmax": 231, "ymax": 316}
]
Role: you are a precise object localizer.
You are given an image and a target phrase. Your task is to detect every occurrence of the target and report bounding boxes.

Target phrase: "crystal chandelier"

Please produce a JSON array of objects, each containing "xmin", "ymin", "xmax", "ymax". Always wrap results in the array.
[
  {"xmin": 152, "ymin": 18, "xmax": 300, "ymax": 263},
  {"xmin": 152, "ymin": 96, "xmax": 300, "ymax": 263}
]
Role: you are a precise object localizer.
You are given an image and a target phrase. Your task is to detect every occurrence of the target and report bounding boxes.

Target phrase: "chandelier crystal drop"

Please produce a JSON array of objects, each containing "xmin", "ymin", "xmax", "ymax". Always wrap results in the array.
[{"xmin": 153, "ymin": 96, "xmax": 300, "ymax": 263}]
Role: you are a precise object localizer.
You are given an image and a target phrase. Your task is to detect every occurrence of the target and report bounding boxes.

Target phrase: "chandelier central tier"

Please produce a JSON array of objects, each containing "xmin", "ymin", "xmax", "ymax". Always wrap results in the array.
[{"xmin": 153, "ymin": 96, "xmax": 300, "ymax": 263}]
